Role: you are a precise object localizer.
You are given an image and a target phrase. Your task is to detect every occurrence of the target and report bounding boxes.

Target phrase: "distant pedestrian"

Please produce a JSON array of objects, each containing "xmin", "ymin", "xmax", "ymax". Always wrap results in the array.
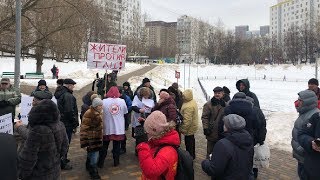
[
  {"xmin": 202, "ymin": 114, "xmax": 254, "ymax": 180},
  {"xmin": 236, "ymin": 79, "xmax": 260, "ymax": 108},
  {"xmin": 180, "ymin": 89, "xmax": 198, "ymax": 159},
  {"xmin": 17, "ymin": 99, "xmax": 69, "ymax": 179},
  {"xmin": 80, "ymin": 96, "xmax": 103, "ymax": 180},
  {"xmin": 0, "ymin": 78, "xmax": 21, "ymax": 123},
  {"xmin": 123, "ymin": 81, "xmax": 134, "ymax": 100},
  {"xmin": 98, "ymin": 87, "xmax": 128, "ymax": 168},
  {"xmin": 136, "ymin": 111, "xmax": 179, "ymax": 180},
  {"xmin": 51, "ymin": 65, "xmax": 58, "ymax": 79},
  {"xmin": 201, "ymin": 86, "xmax": 226, "ymax": 158},
  {"xmin": 292, "ymin": 90, "xmax": 320, "ymax": 179}
]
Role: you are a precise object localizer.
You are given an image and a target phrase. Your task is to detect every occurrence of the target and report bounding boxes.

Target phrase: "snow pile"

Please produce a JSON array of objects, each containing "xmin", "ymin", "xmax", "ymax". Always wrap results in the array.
[{"xmin": 0, "ymin": 57, "xmax": 147, "ymax": 90}]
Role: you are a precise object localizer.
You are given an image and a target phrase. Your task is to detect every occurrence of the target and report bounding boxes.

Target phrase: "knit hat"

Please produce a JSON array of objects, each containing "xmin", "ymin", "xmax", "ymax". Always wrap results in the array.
[
  {"xmin": 123, "ymin": 81, "xmax": 130, "ymax": 87},
  {"xmin": 92, "ymin": 98, "xmax": 103, "ymax": 108},
  {"xmin": 33, "ymin": 91, "xmax": 53, "ymax": 100},
  {"xmin": 308, "ymin": 78, "xmax": 319, "ymax": 86},
  {"xmin": 144, "ymin": 111, "xmax": 169, "ymax": 139},
  {"xmin": 38, "ymin": 79, "xmax": 47, "ymax": 86},
  {"xmin": 0, "ymin": 78, "xmax": 10, "ymax": 84},
  {"xmin": 223, "ymin": 114, "xmax": 246, "ymax": 131},
  {"xmin": 232, "ymin": 92, "xmax": 246, "ymax": 99},
  {"xmin": 106, "ymin": 86, "xmax": 121, "ymax": 98},
  {"xmin": 142, "ymin": 78, "xmax": 151, "ymax": 84},
  {"xmin": 223, "ymin": 86, "xmax": 230, "ymax": 94},
  {"xmin": 213, "ymin": 86, "xmax": 223, "ymax": 92}
]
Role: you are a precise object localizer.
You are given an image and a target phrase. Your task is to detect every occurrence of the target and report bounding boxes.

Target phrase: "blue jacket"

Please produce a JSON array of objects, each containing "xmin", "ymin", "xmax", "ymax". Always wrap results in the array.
[{"xmin": 298, "ymin": 112, "xmax": 320, "ymax": 179}]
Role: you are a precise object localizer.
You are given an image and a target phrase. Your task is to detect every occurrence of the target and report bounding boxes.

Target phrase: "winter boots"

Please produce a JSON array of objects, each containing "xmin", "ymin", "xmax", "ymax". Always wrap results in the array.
[{"xmin": 88, "ymin": 166, "xmax": 101, "ymax": 180}]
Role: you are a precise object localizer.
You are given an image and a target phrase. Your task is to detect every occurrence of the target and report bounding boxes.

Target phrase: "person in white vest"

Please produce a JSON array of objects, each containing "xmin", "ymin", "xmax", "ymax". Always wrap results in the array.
[{"xmin": 97, "ymin": 86, "xmax": 128, "ymax": 168}]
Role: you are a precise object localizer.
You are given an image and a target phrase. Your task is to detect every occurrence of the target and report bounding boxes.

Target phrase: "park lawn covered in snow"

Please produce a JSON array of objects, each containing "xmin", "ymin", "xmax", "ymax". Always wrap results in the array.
[{"xmin": 0, "ymin": 57, "xmax": 147, "ymax": 90}]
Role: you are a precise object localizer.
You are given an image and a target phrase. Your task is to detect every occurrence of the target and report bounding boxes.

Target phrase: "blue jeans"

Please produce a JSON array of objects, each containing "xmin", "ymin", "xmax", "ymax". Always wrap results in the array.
[
  {"xmin": 66, "ymin": 127, "xmax": 73, "ymax": 144},
  {"xmin": 87, "ymin": 151, "xmax": 99, "ymax": 167}
]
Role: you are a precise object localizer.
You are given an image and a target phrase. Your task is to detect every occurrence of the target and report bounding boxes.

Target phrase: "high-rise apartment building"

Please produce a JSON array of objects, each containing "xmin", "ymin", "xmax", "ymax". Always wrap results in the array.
[
  {"xmin": 145, "ymin": 21, "xmax": 177, "ymax": 58},
  {"xmin": 120, "ymin": 0, "xmax": 141, "ymax": 38},
  {"xmin": 235, "ymin": 25, "xmax": 249, "ymax": 39},
  {"xmin": 270, "ymin": 0, "xmax": 320, "ymax": 41},
  {"xmin": 260, "ymin": 25, "xmax": 270, "ymax": 37}
]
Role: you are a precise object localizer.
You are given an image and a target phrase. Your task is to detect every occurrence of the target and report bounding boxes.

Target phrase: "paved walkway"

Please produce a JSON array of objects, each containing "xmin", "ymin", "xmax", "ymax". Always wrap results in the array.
[{"xmin": 20, "ymin": 64, "xmax": 299, "ymax": 180}]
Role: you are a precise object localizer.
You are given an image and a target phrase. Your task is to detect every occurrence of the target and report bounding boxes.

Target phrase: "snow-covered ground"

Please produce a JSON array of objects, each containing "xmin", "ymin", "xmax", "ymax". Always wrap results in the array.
[
  {"xmin": 127, "ymin": 63, "xmax": 314, "ymax": 152},
  {"xmin": 0, "ymin": 57, "xmax": 147, "ymax": 90}
]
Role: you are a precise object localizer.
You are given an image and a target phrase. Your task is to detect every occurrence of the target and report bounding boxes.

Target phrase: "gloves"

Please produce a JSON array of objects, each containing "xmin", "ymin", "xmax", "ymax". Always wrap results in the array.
[{"xmin": 204, "ymin": 129, "xmax": 212, "ymax": 136}]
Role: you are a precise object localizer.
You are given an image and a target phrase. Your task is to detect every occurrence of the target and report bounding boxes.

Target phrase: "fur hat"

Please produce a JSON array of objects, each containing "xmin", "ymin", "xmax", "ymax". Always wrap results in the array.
[
  {"xmin": 106, "ymin": 86, "xmax": 121, "ymax": 98},
  {"xmin": 233, "ymin": 92, "xmax": 246, "ymax": 99},
  {"xmin": 142, "ymin": 78, "xmax": 150, "ymax": 84},
  {"xmin": 33, "ymin": 91, "xmax": 53, "ymax": 100},
  {"xmin": 144, "ymin": 111, "xmax": 169, "ymax": 139},
  {"xmin": 308, "ymin": 78, "xmax": 319, "ymax": 86},
  {"xmin": 28, "ymin": 99, "xmax": 59, "ymax": 127},
  {"xmin": 38, "ymin": 79, "xmax": 47, "ymax": 86},
  {"xmin": 57, "ymin": 79, "xmax": 64, "ymax": 86},
  {"xmin": 92, "ymin": 98, "xmax": 103, "ymax": 108},
  {"xmin": 223, "ymin": 114, "xmax": 246, "ymax": 131}
]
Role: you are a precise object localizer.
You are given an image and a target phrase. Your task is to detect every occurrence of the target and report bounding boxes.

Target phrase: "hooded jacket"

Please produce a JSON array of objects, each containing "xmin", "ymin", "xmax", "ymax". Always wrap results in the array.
[
  {"xmin": 292, "ymin": 90, "xmax": 320, "ymax": 163},
  {"xmin": 18, "ymin": 100, "xmax": 68, "ymax": 180},
  {"xmin": 180, "ymin": 89, "xmax": 199, "ymax": 136},
  {"xmin": 236, "ymin": 79, "xmax": 260, "ymax": 108},
  {"xmin": 137, "ymin": 130, "xmax": 180, "ymax": 180},
  {"xmin": 55, "ymin": 86, "xmax": 79, "ymax": 129},
  {"xmin": 201, "ymin": 129, "xmax": 254, "ymax": 180}
]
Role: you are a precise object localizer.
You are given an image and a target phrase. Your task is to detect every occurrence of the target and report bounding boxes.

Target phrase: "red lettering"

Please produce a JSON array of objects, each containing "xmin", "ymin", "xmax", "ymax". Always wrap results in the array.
[
  {"xmin": 98, "ymin": 44, "xmax": 105, "ymax": 52},
  {"xmin": 93, "ymin": 61, "xmax": 102, "ymax": 68},
  {"xmin": 94, "ymin": 53, "xmax": 100, "ymax": 60},
  {"xmin": 90, "ymin": 43, "xmax": 97, "ymax": 52},
  {"xmin": 99, "ymin": 53, "xmax": 105, "ymax": 59}
]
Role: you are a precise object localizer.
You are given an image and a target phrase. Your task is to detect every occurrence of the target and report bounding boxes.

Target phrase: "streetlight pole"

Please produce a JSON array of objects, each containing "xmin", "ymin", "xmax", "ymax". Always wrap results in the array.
[{"xmin": 14, "ymin": 0, "xmax": 21, "ymax": 89}]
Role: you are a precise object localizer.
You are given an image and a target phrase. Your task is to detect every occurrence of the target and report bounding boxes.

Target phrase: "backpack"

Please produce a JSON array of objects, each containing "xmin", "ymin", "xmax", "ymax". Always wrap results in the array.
[{"xmin": 155, "ymin": 145, "xmax": 194, "ymax": 180}]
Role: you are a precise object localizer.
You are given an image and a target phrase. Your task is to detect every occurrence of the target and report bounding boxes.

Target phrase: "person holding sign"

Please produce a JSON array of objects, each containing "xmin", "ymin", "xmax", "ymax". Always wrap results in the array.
[{"xmin": 0, "ymin": 78, "xmax": 21, "ymax": 123}]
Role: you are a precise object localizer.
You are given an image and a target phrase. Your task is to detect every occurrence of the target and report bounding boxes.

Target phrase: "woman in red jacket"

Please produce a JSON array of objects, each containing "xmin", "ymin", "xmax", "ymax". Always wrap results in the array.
[{"xmin": 136, "ymin": 111, "xmax": 180, "ymax": 180}]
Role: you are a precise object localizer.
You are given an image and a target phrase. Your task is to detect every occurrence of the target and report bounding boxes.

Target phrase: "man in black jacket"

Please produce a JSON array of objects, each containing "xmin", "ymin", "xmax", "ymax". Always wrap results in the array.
[
  {"xmin": 55, "ymin": 78, "xmax": 79, "ymax": 170},
  {"xmin": 298, "ymin": 112, "xmax": 320, "ymax": 179},
  {"xmin": 236, "ymin": 79, "xmax": 260, "ymax": 108},
  {"xmin": 202, "ymin": 114, "xmax": 254, "ymax": 180}
]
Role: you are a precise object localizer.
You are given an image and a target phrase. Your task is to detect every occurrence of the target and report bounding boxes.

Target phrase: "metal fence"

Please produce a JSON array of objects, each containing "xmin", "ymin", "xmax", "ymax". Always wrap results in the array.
[
  {"xmin": 198, "ymin": 76, "xmax": 309, "ymax": 82},
  {"xmin": 198, "ymin": 78, "xmax": 211, "ymax": 101}
]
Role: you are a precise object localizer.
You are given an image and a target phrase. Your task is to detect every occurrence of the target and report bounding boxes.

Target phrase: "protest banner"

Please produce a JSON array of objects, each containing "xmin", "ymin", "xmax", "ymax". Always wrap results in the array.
[
  {"xmin": 20, "ymin": 95, "xmax": 57, "ymax": 124},
  {"xmin": 0, "ymin": 113, "xmax": 13, "ymax": 135},
  {"xmin": 87, "ymin": 42, "xmax": 127, "ymax": 70}
]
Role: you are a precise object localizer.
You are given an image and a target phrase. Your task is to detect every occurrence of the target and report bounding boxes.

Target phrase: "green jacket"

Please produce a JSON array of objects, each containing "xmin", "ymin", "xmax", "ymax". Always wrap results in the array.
[
  {"xmin": 179, "ymin": 89, "xmax": 199, "ymax": 136},
  {"xmin": 0, "ymin": 85, "xmax": 21, "ymax": 119}
]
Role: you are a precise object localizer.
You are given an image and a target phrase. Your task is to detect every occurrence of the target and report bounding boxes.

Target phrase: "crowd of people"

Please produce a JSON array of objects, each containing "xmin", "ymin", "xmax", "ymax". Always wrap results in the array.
[{"xmin": 1, "ymin": 73, "xmax": 320, "ymax": 180}]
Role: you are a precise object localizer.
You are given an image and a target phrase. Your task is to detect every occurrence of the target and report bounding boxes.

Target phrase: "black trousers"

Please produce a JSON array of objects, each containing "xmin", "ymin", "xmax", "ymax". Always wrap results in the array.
[
  {"xmin": 185, "ymin": 135, "xmax": 195, "ymax": 159},
  {"xmin": 97, "ymin": 140, "xmax": 120, "ymax": 167}
]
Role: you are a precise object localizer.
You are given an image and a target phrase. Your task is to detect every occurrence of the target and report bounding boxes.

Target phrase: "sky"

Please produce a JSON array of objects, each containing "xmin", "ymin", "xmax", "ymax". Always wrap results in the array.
[{"xmin": 141, "ymin": 0, "xmax": 277, "ymax": 30}]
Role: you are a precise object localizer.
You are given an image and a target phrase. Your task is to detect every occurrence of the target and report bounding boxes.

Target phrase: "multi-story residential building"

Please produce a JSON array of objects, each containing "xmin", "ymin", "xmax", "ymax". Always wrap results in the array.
[
  {"xmin": 145, "ymin": 21, "xmax": 177, "ymax": 58},
  {"xmin": 176, "ymin": 15, "xmax": 213, "ymax": 63},
  {"xmin": 260, "ymin": 25, "xmax": 270, "ymax": 37},
  {"xmin": 270, "ymin": 0, "xmax": 320, "ymax": 41},
  {"xmin": 235, "ymin": 25, "xmax": 249, "ymax": 39},
  {"xmin": 120, "ymin": 0, "xmax": 141, "ymax": 40}
]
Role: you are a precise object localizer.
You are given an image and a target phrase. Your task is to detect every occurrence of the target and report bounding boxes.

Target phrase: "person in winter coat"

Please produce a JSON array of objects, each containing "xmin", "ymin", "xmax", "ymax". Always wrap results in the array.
[
  {"xmin": 134, "ymin": 78, "xmax": 157, "ymax": 103},
  {"xmin": 51, "ymin": 65, "xmax": 57, "ymax": 79},
  {"xmin": 292, "ymin": 90, "xmax": 320, "ymax": 179},
  {"xmin": 201, "ymin": 86, "xmax": 226, "ymax": 158},
  {"xmin": 236, "ymin": 79, "xmax": 260, "ymax": 108},
  {"xmin": 223, "ymin": 92, "xmax": 257, "ymax": 138},
  {"xmin": 98, "ymin": 87, "xmax": 128, "ymax": 168},
  {"xmin": 80, "ymin": 96, "xmax": 103, "ymax": 180},
  {"xmin": 0, "ymin": 133, "xmax": 18, "ymax": 180},
  {"xmin": 298, "ymin": 111, "xmax": 320, "ymax": 180},
  {"xmin": 179, "ymin": 89, "xmax": 198, "ymax": 159},
  {"xmin": 132, "ymin": 87, "xmax": 155, "ymax": 154},
  {"xmin": 17, "ymin": 99, "xmax": 69, "ymax": 180},
  {"xmin": 31, "ymin": 80, "xmax": 51, "ymax": 97},
  {"xmin": 0, "ymin": 78, "xmax": 21, "ymax": 122},
  {"xmin": 123, "ymin": 81, "xmax": 134, "ymax": 100},
  {"xmin": 80, "ymin": 91, "xmax": 95, "ymax": 122},
  {"xmin": 152, "ymin": 91, "xmax": 177, "ymax": 123},
  {"xmin": 202, "ymin": 114, "xmax": 254, "ymax": 180},
  {"xmin": 308, "ymin": 78, "xmax": 320, "ymax": 100},
  {"xmin": 136, "ymin": 111, "xmax": 179, "ymax": 180},
  {"xmin": 168, "ymin": 82, "xmax": 183, "ymax": 110}
]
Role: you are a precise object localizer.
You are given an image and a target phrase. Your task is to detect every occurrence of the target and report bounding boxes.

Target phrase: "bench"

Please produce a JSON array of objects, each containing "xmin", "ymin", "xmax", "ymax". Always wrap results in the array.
[
  {"xmin": 1, "ymin": 72, "xmax": 15, "ymax": 78},
  {"xmin": 25, "ymin": 72, "xmax": 44, "ymax": 79}
]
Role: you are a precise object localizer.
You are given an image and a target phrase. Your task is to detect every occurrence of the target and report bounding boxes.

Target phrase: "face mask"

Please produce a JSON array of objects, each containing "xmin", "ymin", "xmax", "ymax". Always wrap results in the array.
[{"xmin": 294, "ymin": 100, "xmax": 299, "ymax": 108}]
